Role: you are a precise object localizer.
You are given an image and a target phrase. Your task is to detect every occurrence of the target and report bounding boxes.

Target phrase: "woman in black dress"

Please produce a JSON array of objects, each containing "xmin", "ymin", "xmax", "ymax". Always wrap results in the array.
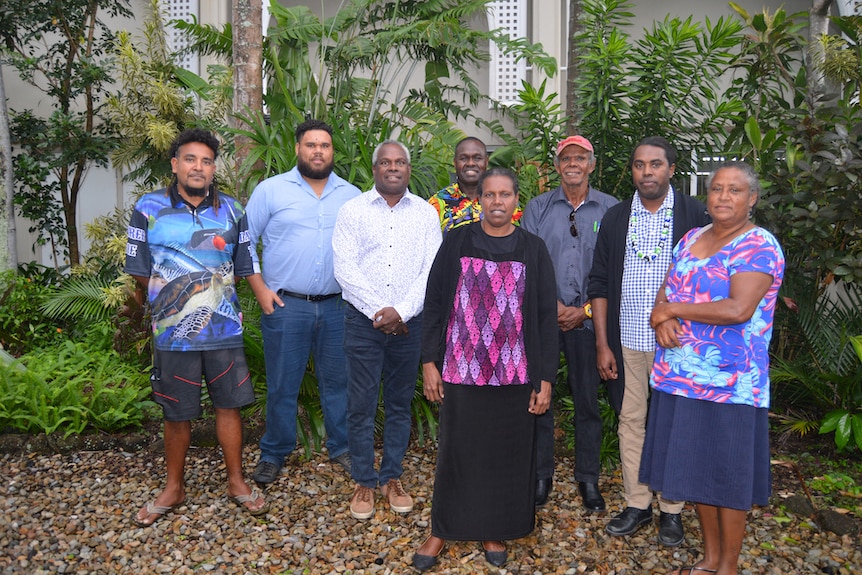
[{"xmin": 413, "ymin": 167, "xmax": 558, "ymax": 570}]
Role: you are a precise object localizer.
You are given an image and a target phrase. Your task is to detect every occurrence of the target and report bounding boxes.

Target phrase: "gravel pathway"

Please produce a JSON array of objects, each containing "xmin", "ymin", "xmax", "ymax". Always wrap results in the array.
[{"xmin": 1, "ymin": 443, "xmax": 860, "ymax": 574}]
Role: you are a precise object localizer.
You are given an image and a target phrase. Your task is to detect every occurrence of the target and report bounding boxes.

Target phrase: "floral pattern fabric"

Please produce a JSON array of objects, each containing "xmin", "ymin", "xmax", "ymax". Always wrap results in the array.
[
  {"xmin": 651, "ymin": 226, "xmax": 784, "ymax": 408},
  {"xmin": 429, "ymin": 183, "xmax": 523, "ymax": 235}
]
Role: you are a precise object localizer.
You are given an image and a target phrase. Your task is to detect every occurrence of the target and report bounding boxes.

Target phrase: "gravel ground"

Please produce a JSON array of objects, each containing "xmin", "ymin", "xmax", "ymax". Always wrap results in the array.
[{"xmin": 1, "ymin": 443, "xmax": 860, "ymax": 574}]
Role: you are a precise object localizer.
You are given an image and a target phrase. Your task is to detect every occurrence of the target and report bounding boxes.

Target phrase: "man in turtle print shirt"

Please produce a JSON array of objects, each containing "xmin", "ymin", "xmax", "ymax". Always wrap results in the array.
[{"xmin": 126, "ymin": 128, "xmax": 268, "ymax": 527}]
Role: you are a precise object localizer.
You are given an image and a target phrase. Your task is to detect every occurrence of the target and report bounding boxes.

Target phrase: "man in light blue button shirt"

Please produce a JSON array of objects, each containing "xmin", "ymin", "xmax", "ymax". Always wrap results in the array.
[{"xmin": 245, "ymin": 119, "xmax": 361, "ymax": 484}]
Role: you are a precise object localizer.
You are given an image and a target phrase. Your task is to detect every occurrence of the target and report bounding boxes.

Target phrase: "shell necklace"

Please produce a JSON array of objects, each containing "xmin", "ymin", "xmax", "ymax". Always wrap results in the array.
[{"xmin": 628, "ymin": 206, "xmax": 673, "ymax": 262}]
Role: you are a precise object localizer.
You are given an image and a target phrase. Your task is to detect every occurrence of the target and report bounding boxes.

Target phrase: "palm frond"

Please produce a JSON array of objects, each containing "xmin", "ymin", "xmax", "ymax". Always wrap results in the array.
[{"xmin": 41, "ymin": 276, "xmax": 116, "ymax": 321}]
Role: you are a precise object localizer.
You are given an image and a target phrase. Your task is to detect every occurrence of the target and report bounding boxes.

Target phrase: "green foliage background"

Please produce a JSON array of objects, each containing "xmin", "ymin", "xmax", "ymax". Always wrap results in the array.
[{"xmin": 2, "ymin": 0, "xmax": 862, "ymax": 461}]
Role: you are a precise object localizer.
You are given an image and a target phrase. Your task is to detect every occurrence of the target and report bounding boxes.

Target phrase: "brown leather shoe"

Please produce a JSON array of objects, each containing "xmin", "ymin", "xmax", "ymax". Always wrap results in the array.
[
  {"xmin": 349, "ymin": 484, "xmax": 375, "ymax": 519},
  {"xmin": 381, "ymin": 478, "xmax": 413, "ymax": 513}
]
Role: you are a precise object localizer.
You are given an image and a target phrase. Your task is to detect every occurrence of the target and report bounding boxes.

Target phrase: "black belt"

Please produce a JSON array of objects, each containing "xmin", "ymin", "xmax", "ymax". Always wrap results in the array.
[{"xmin": 277, "ymin": 289, "xmax": 340, "ymax": 302}]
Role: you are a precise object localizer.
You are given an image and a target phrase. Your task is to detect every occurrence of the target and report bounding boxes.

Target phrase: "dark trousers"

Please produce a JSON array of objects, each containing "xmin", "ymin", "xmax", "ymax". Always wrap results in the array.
[
  {"xmin": 536, "ymin": 327, "xmax": 602, "ymax": 483},
  {"xmin": 343, "ymin": 304, "xmax": 422, "ymax": 488}
]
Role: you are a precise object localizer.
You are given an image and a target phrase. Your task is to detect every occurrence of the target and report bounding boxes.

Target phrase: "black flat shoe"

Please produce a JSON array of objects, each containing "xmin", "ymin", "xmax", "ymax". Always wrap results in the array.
[
  {"xmin": 251, "ymin": 460, "xmax": 282, "ymax": 485},
  {"xmin": 605, "ymin": 505, "xmax": 653, "ymax": 537},
  {"xmin": 413, "ymin": 537, "xmax": 445, "ymax": 571},
  {"xmin": 412, "ymin": 552, "xmax": 438, "ymax": 572},
  {"xmin": 482, "ymin": 541, "xmax": 507, "ymax": 567},
  {"xmin": 578, "ymin": 481, "xmax": 606, "ymax": 513},
  {"xmin": 535, "ymin": 477, "xmax": 552, "ymax": 507}
]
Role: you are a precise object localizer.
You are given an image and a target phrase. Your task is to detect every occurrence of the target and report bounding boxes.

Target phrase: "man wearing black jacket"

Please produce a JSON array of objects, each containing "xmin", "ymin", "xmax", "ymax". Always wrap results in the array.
[{"xmin": 589, "ymin": 136, "xmax": 710, "ymax": 546}]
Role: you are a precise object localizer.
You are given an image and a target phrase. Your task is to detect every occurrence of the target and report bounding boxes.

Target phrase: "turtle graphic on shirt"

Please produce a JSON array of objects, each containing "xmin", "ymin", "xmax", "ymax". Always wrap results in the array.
[{"xmin": 151, "ymin": 262, "xmax": 239, "ymax": 342}]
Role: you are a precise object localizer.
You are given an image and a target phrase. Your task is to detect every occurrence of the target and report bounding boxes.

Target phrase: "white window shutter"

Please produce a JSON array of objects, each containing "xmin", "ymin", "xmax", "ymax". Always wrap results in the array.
[
  {"xmin": 488, "ymin": 0, "xmax": 527, "ymax": 106},
  {"xmin": 166, "ymin": 0, "xmax": 200, "ymax": 74}
]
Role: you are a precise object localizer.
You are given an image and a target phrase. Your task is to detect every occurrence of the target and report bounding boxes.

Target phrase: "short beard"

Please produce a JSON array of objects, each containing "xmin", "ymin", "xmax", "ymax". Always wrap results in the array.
[
  {"xmin": 184, "ymin": 185, "xmax": 209, "ymax": 197},
  {"xmin": 297, "ymin": 156, "xmax": 334, "ymax": 180}
]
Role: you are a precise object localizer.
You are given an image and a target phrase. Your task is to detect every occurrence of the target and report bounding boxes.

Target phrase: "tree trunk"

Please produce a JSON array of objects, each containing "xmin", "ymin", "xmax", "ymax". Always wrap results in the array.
[
  {"xmin": 809, "ymin": 0, "xmax": 835, "ymax": 104},
  {"xmin": 565, "ymin": 0, "xmax": 583, "ymax": 135},
  {"xmin": 232, "ymin": 0, "xmax": 263, "ymax": 202},
  {"xmin": 0, "ymin": 66, "xmax": 17, "ymax": 270}
]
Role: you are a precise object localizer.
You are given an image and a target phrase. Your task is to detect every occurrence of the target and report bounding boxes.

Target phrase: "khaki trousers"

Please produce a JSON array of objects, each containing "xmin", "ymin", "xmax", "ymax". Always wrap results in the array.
[{"xmin": 619, "ymin": 346, "xmax": 684, "ymax": 513}]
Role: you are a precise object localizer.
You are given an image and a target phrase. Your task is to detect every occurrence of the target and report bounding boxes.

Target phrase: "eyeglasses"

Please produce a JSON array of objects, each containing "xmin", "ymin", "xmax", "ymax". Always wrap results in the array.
[{"xmin": 569, "ymin": 209, "xmax": 578, "ymax": 237}]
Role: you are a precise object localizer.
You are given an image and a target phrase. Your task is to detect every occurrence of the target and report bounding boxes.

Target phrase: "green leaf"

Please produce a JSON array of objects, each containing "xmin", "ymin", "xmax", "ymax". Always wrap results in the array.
[
  {"xmin": 852, "ymin": 414, "xmax": 862, "ymax": 451},
  {"xmin": 744, "ymin": 116, "xmax": 762, "ymax": 150},
  {"xmin": 833, "ymin": 412, "xmax": 852, "ymax": 450},
  {"xmin": 820, "ymin": 410, "xmax": 844, "ymax": 433},
  {"xmin": 850, "ymin": 336, "xmax": 862, "ymax": 363}
]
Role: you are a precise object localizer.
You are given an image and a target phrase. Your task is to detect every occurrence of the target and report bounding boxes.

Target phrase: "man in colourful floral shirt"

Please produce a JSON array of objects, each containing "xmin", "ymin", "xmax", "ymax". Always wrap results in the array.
[{"xmin": 428, "ymin": 137, "xmax": 522, "ymax": 234}]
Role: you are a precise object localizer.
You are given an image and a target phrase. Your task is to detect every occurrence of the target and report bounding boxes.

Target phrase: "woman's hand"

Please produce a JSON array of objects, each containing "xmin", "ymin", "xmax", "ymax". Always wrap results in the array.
[
  {"xmin": 654, "ymin": 318, "xmax": 683, "ymax": 348},
  {"xmin": 650, "ymin": 301, "xmax": 677, "ymax": 328},
  {"xmin": 529, "ymin": 380, "xmax": 552, "ymax": 415},
  {"xmin": 422, "ymin": 362, "xmax": 444, "ymax": 404}
]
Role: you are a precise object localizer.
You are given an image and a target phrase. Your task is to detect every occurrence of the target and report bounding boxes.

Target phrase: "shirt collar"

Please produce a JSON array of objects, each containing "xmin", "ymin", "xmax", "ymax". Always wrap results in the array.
[
  {"xmin": 169, "ymin": 183, "xmax": 213, "ymax": 210},
  {"xmin": 553, "ymin": 185, "xmax": 598, "ymax": 208},
  {"xmin": 368, "ymin": 186, "xmax": 412, "ymax": 206},
  {"xmin": 632, "ymin": 185, "xmax": 675, "ymax": 214}
]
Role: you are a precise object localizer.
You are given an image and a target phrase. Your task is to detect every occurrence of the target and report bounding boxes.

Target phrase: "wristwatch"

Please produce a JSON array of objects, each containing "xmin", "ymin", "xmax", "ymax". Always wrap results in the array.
[{"xmin": 583, "ymin": 302, "xmax": 593, "ymax": 319}]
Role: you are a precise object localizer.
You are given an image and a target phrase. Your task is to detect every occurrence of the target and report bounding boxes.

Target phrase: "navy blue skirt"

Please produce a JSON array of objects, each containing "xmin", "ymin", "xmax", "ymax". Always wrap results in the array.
[{"xmin": 639, "ymin": 390, "xmax": 771, "ymax": 510}]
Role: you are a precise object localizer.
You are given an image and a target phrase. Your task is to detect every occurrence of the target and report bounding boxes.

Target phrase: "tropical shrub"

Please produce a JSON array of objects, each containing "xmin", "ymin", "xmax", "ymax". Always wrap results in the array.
[
  {"xmin": 724, "ymin": 6, "xmax": 862, "ymax": 289},
  {"xmin": 0, "ymin": 332, "xmax": 154, "ymax": 436},
  {"xmin": 2, "ymin": 0, "xmax": 133, "ymax": 265},
  {"xmin": 0, "ymin": 265, "xmax": 68, "ymax": 356},
  {"xmin": 173, "ymin": 0, "xmax": 556, "ymax": 199},
  {"xmin": 486, "ymin": 79, "xmax": 568, "ymax": 201},
  {"xmin": 819, "ymin": 335, "xmax": 862, "ymax": 452},
  {"xmin": 107, "ymin": 0, "xmax": 233, "ymax": 193},
  {"xmin": 770, "ymin": 282, "xmax": 862, "ymax": 452},
  {"xmin": 572, "ymin": 0, "xmax": 745, "ymax": 198}
]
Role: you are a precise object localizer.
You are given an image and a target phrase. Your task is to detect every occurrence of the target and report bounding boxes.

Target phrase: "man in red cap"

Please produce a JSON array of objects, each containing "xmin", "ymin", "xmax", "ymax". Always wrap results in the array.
[{"xmin": 522, "ymin": 135, "xmax": 618, "ymax": 511}]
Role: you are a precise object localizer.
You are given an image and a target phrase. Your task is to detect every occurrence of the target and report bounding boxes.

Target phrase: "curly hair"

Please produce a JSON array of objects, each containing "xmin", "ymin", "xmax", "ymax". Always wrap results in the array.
[{"xmin": 168, "ymin": 128, "xmax": 220, "ymax": 160}]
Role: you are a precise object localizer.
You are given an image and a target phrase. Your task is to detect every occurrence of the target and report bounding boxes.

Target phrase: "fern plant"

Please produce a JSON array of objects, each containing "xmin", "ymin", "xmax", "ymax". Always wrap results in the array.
[{"xmin": 770, "ymin": 283, "xmax": 862, "ymax": 451}]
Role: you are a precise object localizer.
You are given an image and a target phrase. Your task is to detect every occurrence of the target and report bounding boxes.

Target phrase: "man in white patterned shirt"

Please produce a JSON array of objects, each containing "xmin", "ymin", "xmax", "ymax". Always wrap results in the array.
[
  {"xmin": 589, "ymin": 136, "xmax": 709, "ymax": 546},
  {"xmin": 333, "ymin": 140, "xmax": 442, "ymax": 520}
]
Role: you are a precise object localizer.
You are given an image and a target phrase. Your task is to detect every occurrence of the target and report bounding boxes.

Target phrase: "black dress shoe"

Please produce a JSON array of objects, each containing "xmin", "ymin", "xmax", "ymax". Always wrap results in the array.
[
  {"xmin": 578, "ymin": 482, "xmax": 606, "ymax": 513},
  {"xmin": 535, "ymin": 477, "xmax": 552, "ymax": 507},
  {"xmin": 605, "ymin": 505, "xmax": 653, "ymax": 536},
  {"xmin": 482, "ymin": 542, "xmax": 507, "ymax": 567},
  {"xmin": 658, "ymin": 511, "xmax": 685, "ymax": 546}
]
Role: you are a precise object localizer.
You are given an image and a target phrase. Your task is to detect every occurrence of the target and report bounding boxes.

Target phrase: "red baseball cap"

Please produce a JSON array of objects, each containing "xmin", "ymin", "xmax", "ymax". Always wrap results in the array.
[{"xmin": 556, "ymin": 135, "xmax": 594, "ymax": 156}]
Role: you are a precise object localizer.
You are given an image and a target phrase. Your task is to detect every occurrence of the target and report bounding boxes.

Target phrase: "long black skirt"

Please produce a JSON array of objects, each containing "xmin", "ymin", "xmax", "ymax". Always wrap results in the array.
[
  {"xmin": 430, "ymin": 382, "xmax": 536, "ymax": 541},
  {"xmin": 639, "ymin": 389, "xmax": 771, "ymax": 510}
]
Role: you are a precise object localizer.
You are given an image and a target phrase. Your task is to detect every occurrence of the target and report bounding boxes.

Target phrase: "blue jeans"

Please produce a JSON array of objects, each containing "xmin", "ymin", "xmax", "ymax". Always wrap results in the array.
[
  {"xmin": 258, "ymin": 295, "xmax": 349, "ymax": 465},
  {"xmin": 343, "ymin": 304, "xmax": 421, "ymax": 488},
  {"xmin": 536, "ymin": 327, "xmax": 602, "ymax": 483}
]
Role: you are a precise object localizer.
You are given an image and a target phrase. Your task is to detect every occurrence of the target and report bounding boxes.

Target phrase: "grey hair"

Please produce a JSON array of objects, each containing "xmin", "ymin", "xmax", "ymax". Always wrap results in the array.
[
  {"xmin": 372, "ymin": 140, "xmax": 411, "ymax": 165},
  {"xmin": 707, "ymin": 161, "xmax": 761, "ymax": 197}
]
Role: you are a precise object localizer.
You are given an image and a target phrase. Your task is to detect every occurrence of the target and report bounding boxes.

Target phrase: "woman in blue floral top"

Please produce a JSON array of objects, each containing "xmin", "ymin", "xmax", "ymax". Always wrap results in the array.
[{"xmin": 640, "ymin": 162, "xmax": 785, "ymax": 575}]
